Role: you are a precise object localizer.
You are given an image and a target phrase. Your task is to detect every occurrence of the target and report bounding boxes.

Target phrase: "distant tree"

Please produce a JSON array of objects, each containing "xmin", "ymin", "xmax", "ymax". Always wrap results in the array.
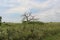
[
  {"xmin": 22, "ymin": 12, "xmax": 31, "ymax": 22},
  {"xmin": 0, "ymin": 16, "xmax": 2, "ymax": 26},
  {"xmin": 22, "ymin": 12, "xmax": 39, "ymax": 23}
]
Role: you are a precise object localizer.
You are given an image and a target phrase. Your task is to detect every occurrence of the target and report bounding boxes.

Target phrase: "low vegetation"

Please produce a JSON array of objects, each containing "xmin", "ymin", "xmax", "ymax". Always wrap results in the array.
[{"xmin": 0, "ymin": 22, "xmax": 60, "ymax": 40}]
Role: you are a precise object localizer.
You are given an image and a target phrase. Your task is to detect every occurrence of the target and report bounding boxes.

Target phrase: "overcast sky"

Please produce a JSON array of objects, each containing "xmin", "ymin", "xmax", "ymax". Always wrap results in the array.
[{"xmin": 0, "ymin": 0, "xmax": 60, "ymax": 23}]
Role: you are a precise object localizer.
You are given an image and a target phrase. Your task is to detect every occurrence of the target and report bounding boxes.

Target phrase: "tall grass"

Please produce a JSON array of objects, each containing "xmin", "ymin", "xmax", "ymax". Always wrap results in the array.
[{"xmin": 0, "ymin": 22, "xmax": 60, "ymax": 40}]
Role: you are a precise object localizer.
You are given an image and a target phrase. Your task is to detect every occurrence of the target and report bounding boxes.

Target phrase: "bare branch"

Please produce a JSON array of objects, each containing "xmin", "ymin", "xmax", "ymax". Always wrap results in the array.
[{"xmin": 22, "ymin": 12, "xmax": 39, "ymax": 22}]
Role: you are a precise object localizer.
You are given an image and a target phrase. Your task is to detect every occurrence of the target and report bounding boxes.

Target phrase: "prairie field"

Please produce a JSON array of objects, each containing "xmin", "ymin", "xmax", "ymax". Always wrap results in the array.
[{"xmin": 0, "ymin": 22, "xmax": 60, "ymax": 40}]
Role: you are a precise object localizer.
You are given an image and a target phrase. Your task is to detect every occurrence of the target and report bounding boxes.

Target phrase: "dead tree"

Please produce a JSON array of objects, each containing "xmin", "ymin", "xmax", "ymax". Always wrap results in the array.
[
  {"xmin": 22, "ymin": 12, "xmax": 39, "ymax": 23},
  {"xmin": 22, "ymin": 12, "xmax": 31, "ymax": 22}
]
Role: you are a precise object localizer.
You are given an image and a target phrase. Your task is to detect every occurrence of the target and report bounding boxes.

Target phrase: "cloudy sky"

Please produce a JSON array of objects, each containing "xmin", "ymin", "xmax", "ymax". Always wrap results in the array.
[{"xmin": 0, "ymin": 0, "xmax": 60, "ymax": 23}]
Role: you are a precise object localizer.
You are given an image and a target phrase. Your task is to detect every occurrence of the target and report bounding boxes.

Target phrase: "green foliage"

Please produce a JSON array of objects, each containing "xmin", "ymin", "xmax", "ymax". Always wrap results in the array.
[
  {"xmin": 22, "ymin": 21, "xmax": 44, "ymax": 25},
  {"xmin": 0, "ymin": 22, "xmax": 60, "ymax": 40},
  {"xmin": 0, "ymin": 16, "xmax": 2, "ymax": 26}
]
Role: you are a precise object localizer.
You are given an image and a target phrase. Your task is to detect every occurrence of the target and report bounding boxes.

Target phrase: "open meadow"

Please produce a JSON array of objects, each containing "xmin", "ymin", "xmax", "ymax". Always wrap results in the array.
[{"xmin": 0, "ymin": 22, "xmax": 60, "ymax": 40}]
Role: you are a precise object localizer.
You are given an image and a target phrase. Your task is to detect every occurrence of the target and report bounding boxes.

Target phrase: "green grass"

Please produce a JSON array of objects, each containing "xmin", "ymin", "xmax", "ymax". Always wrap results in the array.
[{"xmin": 0, "ymin": 22, "xmax": 60, "ymax": 40}]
